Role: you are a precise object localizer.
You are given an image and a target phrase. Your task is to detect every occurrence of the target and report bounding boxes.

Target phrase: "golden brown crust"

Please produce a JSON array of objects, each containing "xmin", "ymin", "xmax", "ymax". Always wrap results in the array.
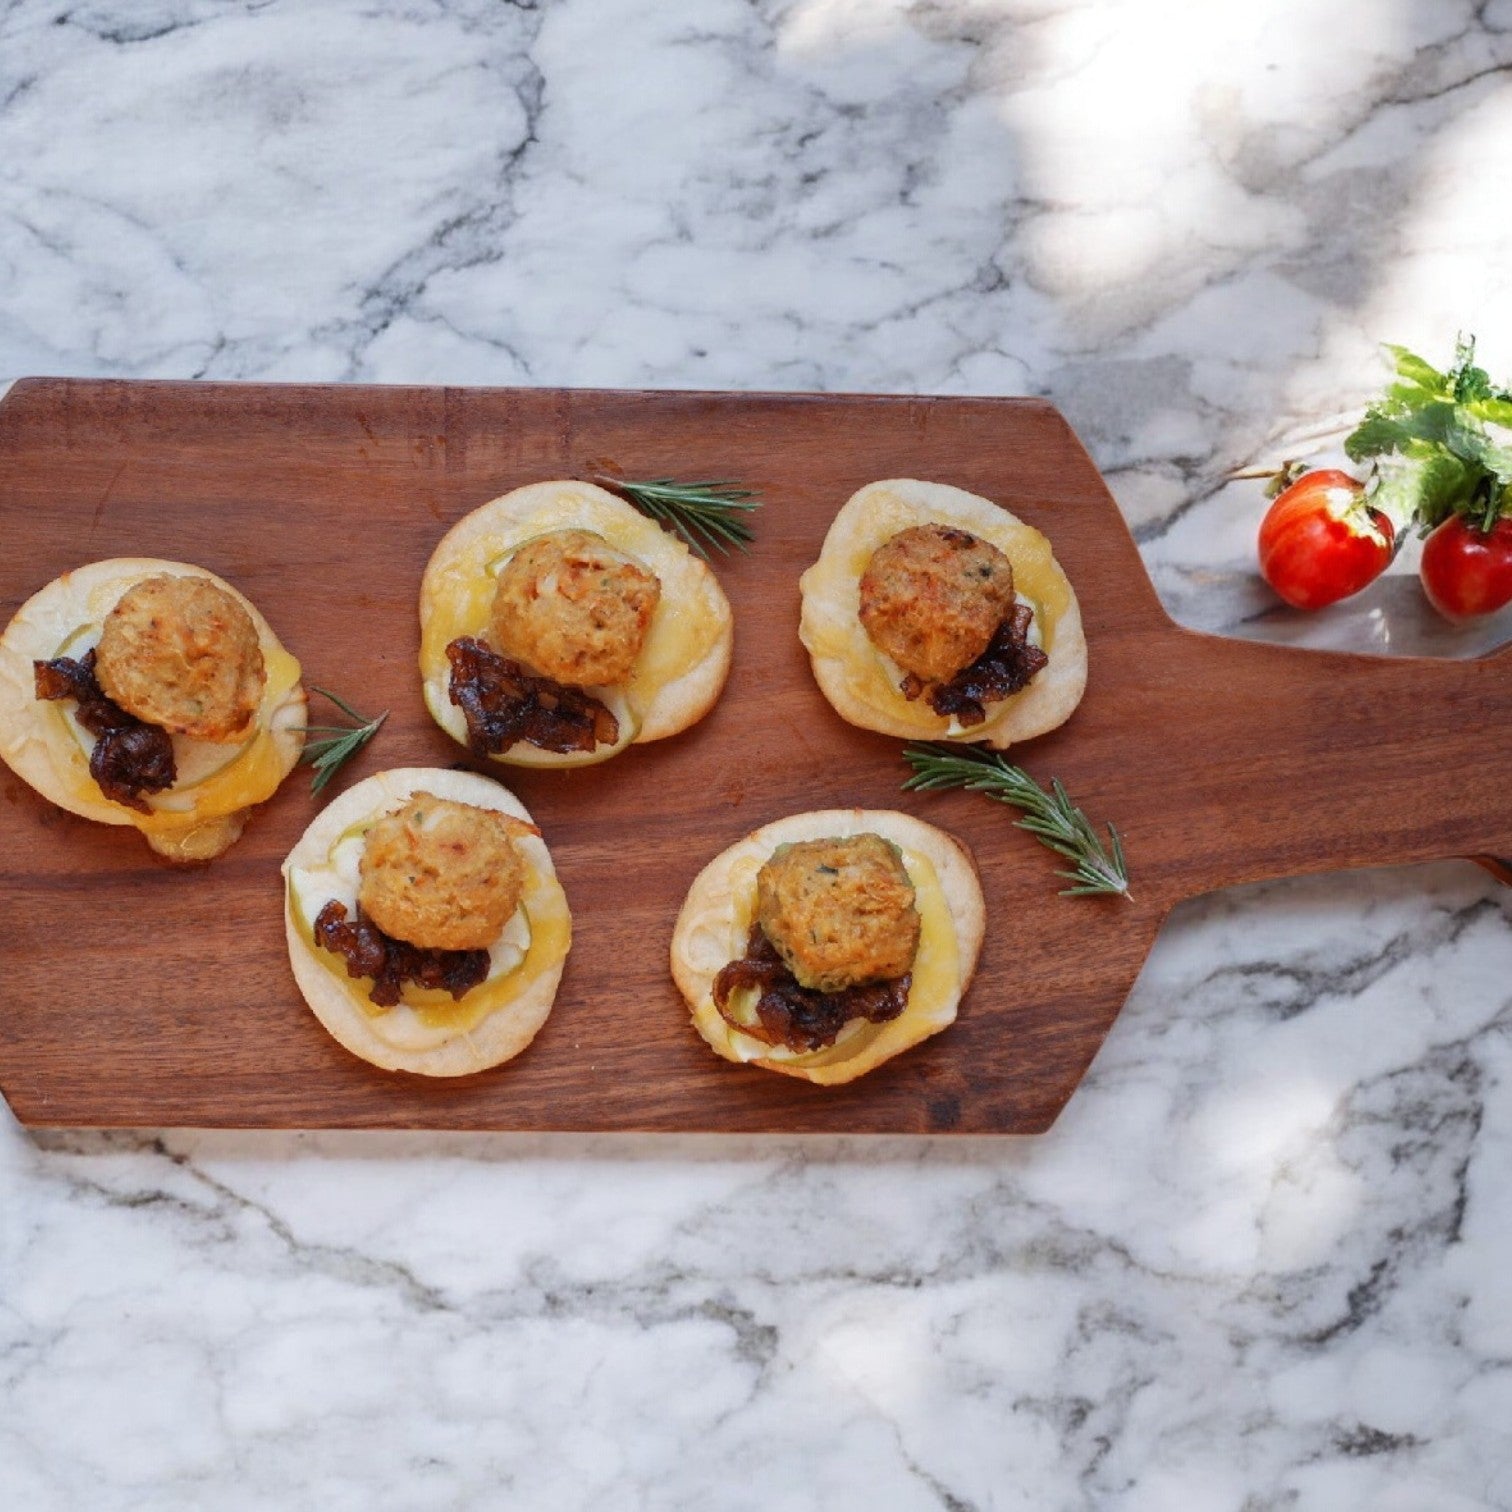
[
  {"xmin": 95, "ymin": 573, "xmax": 265, "ymax": 742},
  {"xmin": 490, "ymin": 529, "xmax": 661, "ymax": 689},
  {"xmin": 858, "ymin": 524, "xmax": 1017, "ymax": 683},
  {"xmin": 282, "ymin": 768, "xmax": 571, "ymax": 1078},
  {"xmin": 144, "ymin": 811, "xmax": 250, "ymax": 863},
  {"xmin": 754, "ymin": 833, "xmax": 920, "ymax": 992},
  {"xmin": 0, "ymin": 557, "xmax": 305, "ymax": 859},
  {"xmin": 799, "ymin": 480, "xmax": 1087, "ymax": 749},
  {"xmin": 670, "ymin": 809, "xmax": 984, "ymax": 1086},
  {"xmin": 358, "ymin": 792, "xmax": 525, "ymax": 951},
  {"xmin": 420, "ymin": 482, "xmax": 733, "ymax": 764}
]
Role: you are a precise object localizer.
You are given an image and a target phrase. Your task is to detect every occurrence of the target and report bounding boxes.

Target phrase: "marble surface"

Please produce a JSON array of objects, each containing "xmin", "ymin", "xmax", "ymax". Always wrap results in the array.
[{"xmin": 2, "ymin": 0, "xmax": 1511, "ymax": 1506}]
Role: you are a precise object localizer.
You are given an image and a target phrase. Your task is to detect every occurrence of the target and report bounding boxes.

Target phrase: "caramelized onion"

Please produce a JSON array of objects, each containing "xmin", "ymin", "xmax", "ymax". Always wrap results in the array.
[
  {"xmin": 34, "ymin": 648, "xmax": 176, "ymax": 811},
  {"xmin": 900, "ymin": 602, "xmax": 1049, "ymax": 725},
  {"xmin": 312, "ymin": 899, "xmax": 491, "ymax": 1009},
  {"xmin": 446, "ymin": 636, "xmax": 619, "ymax": 757},
  {"xmin": 712, "ymin": 924, "xmax": 911, "ymax": 1052}
]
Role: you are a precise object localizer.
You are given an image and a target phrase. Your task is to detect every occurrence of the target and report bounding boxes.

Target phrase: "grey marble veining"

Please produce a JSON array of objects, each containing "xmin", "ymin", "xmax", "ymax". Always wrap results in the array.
[{"xmin": 1, "ymin": 1, "xmax": 1510, "ymax": 1507}]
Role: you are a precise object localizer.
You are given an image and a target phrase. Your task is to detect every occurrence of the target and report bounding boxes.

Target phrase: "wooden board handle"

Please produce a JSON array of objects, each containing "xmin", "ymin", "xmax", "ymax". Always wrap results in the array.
[{"xmin": 1152, "ymin": 631, "xmax": 1511, "ymax": 897}]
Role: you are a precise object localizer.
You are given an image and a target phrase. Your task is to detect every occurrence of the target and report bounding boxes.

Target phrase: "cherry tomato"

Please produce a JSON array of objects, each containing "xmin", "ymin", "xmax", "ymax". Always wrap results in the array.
[
  {"xmin": 1419, "ymin": 514, "xmax": 1512, "ymax": 620},
  {"xmin": 1257, "ymin": 469, "xmax": 1394, "ymax": 610}
]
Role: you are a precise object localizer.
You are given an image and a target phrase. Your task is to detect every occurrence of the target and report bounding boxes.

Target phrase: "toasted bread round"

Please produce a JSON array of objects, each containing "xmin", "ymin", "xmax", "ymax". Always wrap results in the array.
[
  {"xmin": 0, "ymin": 558, "xmax": 306, "ymax": 860},
  {"xmin": 282, "ymin": 767, "xmax": 572, "ymax": 1077},
  {"xmin": 419, "ymin": 481, "xmax": 734, "ymax": 765},
  {"xmin": 670, "ymin": 809, "xmax": 984, "ymax": 1085},
  {"xmin": 799, "ymin": 479, "xmax": 1086, "ymax": 748}
]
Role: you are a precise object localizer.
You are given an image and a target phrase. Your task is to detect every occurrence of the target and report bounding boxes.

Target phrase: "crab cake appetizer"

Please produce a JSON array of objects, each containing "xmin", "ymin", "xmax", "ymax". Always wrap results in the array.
[
  {"xmin": 0, "ymin": 558, "xmax": 305, "ymax": 861},
  {"xmin": 799, "ymin": 480, "xmax": 1087, "ymax": 748},
  {"xmin": 420, "ymin": 481, "xmax": 734, "ymax": 768},
  {"xmin": 670, "ymin": 810, "xmax": 984, "ymax": 1085},
  {"xmin": 282, "ymin": 767, "xmax": 571, "ymax": 1077}
]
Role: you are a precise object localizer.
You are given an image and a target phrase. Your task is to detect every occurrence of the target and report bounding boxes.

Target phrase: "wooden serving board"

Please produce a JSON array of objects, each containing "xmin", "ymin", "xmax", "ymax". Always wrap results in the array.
[{"xmin": 0, "ymin": 379, "xmax": 1506, "ymax": 1134}]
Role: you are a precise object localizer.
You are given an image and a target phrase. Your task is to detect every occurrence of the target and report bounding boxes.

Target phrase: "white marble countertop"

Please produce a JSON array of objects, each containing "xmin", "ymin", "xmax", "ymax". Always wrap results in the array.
[{"xmin": 2, "ymin": 1, "xmax": 1511, "ymax": 1507}]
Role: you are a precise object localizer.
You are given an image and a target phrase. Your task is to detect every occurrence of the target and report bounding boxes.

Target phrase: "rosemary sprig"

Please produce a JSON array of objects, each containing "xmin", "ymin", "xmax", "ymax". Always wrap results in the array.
[
  {"xmin": 902, "ymin": 742, "xmax": 1131, "ymax": 900},
  {"xmin": 300, "ymin": 686, "xmax": 389, "ymax": 795},
  {"xmin": 598, "ymin": 476, "xmax": 760, "ymax": 560}
]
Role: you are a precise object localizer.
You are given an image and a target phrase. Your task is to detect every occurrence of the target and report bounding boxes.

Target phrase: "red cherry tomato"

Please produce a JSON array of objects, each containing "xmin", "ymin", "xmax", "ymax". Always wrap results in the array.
[
  {"xmin": 1257, "ymin": 469, "xmax": 1394, "ymax": 610},
  {"xmin": 1419, "ymin": 514, "xmax": 1512, "ymax": 620}
]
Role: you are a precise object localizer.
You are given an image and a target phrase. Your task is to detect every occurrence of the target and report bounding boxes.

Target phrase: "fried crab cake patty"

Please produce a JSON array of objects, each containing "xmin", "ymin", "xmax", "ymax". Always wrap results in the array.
[
  {"xmin": 490, "ymin": 529, "xmax": 661, "ymax": 689},
  {"xmin": 95, "ymin": 573, "xmax": 266, "ymax": 742},
  {"xmin": 858, "ymin": 524, "xmax": 1017, "ymax": 684},
  {"xmin": 755, "ymin": 832, "xmax": 922, "ymax": 993},
  {"xmin": 358, "ymin": 791, "xmax": 526, "ymax": 952}
]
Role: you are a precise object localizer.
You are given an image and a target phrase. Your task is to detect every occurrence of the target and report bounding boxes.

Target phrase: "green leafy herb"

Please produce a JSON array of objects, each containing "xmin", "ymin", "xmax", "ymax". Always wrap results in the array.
[
  {"xmin": 300, "ymin": 687, "xmax": 388, "ymax": 794},
  {"xmin": 598, "ymin": 476, "xmax": 760, "ymax": 559},
  {"xmin": 902, "ymin": 743, "xmax": 1130, "ymax": 899},
  {"xmin": 1345, "ymin": 336, "xmax": 1512, "ymax": 534}
]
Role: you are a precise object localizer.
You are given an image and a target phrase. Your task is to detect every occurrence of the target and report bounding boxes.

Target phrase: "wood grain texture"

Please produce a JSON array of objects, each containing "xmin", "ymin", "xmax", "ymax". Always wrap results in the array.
[{"xmin": 0, "ymin": 379, "xmax": 1506, "ymax": 1133}]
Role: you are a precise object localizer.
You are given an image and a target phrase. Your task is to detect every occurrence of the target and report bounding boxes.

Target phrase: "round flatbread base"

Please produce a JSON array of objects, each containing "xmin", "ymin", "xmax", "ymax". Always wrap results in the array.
[
  {"xmin": 282, "ymin": 767, "xmax": 571, "ymax": 1078},
  {"xmin": 418, "ymin": 481, "xmax": 733, "ymax": 763},
  {"xmin": 799, "ymin": 479, "xmax": 1087, "ymax": 748},
  {"xmin": 0, "ymin": 557, "xmax": 306, "ymax": 859},
  {"xmin": 670, "ymin": 808, "xmax": 984, "ymax": 1085}
]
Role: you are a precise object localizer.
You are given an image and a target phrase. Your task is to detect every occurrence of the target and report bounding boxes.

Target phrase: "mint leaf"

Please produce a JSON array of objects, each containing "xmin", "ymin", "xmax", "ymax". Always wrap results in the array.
[
  {"xmin": 1384, "ymin": 343, "xmax": 1447, "ymax": 394},
  {"xmin": 1468, "ymin": 396, "xmax": 1512, "ymax": 429},
  {"xmin": 1352, "ymin": 400, "xmax": 1469, "ymax": 455},
  {"xmin": 1444, "ymin": 411, "xmax": 1499, "ymax": 461},
  {"xmin": 1352, "ymin": 337, "xmax": 1512, "ymax": 532},
  {"xmin": 1374, "ymin": 453, "xmax": 1478, "ymax": 531},
  {"xmin": 1447, "ymin": 334, "xmax": 1506, "ymax": 403},
  {"xmin": 1454, "ymin": 364, "xmax": 1497, "ymax": 403},
  {"xmin": 1480, "ymin": 443, "xmax": 1512, "ymax": 485},
  {"xmin": 1345, "ymin": 409, "xmax": 1413, "ymax": 461}
]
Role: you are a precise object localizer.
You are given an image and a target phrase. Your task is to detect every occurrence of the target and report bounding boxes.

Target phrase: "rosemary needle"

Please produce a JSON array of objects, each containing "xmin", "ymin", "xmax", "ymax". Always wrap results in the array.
[
  {"xmin": 300, "ymin": 687, "xmax": 389, "ymax": 795},
  {"xmin": 598, "ymin": 476, "xmax": 760, "ymax": 560},
  {"xmin": 902, "ymin": 742, "xmax": 1131, "ymax": 900}
]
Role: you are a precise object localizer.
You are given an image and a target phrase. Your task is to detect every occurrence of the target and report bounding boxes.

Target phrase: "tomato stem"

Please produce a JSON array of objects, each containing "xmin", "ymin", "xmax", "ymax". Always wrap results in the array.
[
  {"xmin": 1479, "ymin": 479, "xmax": 1504, "ymax": 536},
  {"xmin": 1261, "ymin": 459, "xmax": 1311, "ymax": 500}
]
